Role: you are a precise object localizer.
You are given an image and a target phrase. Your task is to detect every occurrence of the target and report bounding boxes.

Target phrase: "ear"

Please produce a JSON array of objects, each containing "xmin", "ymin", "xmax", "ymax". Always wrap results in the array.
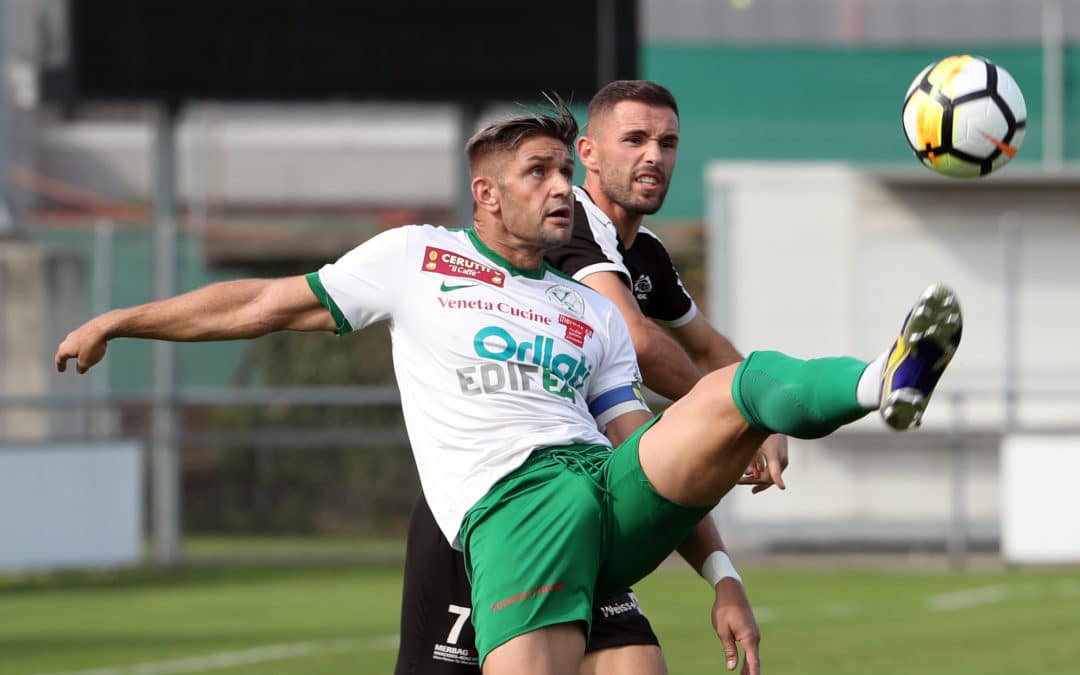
[
  {"xmin": 577, "ymin": 135, "xmax": 599, "ymax": 172},
  {"xmin": 472, "ymin": 176, "xmax": 500, "ymax": 214}
]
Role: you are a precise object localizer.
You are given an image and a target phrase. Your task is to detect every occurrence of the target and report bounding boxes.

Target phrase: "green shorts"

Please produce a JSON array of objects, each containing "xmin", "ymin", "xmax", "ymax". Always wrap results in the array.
[{"xmin": 458, "ymin": 416, "xmax": 711, "ymax": 665}]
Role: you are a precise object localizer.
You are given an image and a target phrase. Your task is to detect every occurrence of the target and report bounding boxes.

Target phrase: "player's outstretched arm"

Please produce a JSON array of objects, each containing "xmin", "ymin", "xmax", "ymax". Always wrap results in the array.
[
  {"xmin": 55, "ymin": 275, "xmax": 334, "ymax": 374},
  {"xmin": 676, "ymin": 518, "xmax": 760, "ymax": 675},
  {"xmin": 711, "ymin": 577, "xmax": 760, "ymax": 675}
]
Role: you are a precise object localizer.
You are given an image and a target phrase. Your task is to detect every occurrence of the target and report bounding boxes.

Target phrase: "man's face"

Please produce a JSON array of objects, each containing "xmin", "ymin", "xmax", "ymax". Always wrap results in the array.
[
  {"xmin": 495, "ymin": 136, "xmax": 575, "ymax": 249},
  {"xmin": 589, "ymin": 100, "xmax": 679, "ymax": 215}
]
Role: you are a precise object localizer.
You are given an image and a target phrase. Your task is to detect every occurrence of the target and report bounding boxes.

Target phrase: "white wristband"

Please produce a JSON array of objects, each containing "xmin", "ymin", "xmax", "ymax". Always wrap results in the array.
[{"xmin": 701, "ymin": 551, "xmax": 742, "ymax": 587}]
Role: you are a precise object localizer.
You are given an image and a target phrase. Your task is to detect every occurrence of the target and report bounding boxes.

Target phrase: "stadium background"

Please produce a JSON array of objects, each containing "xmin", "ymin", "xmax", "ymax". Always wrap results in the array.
[{"xmin": 2, "ymin": 1, "xmax": 1079, "ymax": 673}]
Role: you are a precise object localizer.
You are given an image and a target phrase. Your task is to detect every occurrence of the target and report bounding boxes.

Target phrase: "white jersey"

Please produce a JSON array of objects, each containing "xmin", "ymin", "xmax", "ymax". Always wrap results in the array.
[{"xmin": 311, "ymin": 225, "xmax": 647, "ymax": 547}]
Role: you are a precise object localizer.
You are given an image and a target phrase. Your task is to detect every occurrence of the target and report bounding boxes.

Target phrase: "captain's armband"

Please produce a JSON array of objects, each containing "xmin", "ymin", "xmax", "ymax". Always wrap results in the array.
[{"xmin": 589, "ymin": 383, "xmax": 650, "ymax": 430}]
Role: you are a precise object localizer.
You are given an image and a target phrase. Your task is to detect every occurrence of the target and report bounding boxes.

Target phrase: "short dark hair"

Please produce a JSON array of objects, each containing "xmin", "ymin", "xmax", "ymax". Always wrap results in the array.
[
  {"xmin": 586, "ymin": 80, "xmax": 679, "ymax": 132},
  {"xmin": 465, "ymin": 94, "xmax": 578, "ymax": 171}
]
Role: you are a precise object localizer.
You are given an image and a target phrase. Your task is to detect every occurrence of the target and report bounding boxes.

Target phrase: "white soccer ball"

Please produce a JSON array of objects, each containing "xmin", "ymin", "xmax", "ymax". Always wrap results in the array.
[{"xmin": 902, "ymin": 54, "xmax": 1027, "ymax": 178}]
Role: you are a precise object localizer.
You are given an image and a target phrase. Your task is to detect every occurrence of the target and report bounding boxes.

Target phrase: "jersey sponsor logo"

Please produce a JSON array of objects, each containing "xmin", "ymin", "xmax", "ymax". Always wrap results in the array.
[
  {"xmin": 457, "ymin": 326, "xmax": 592, "ymax": 401},
  {"xmin": 437, "ymin": 297, "xmax": 553, "ymax": 327},
  {"xmin": 490, "ymin": 582, "xmax": 565, "ymax": 612},
  {"xmin": 545, "ymin": 285, "xmax": 585, "ymax": 317},
  {"xmin": 432, "ymin": 643, "xmax": 478, "ymax": 666},
  {"xmin": 440, "ymin": 281, "xmax": 477, "ymax": 292},
  {"xmin": 558, "ymin": 314, "xmax": 594, "ymax": 347},
  {"xmin": 422, "ymin": 247, "xmax": 505, "ymax": 287},
  {"xmin": 597, "ymin": 591, "xmax": 644, "ymax": 619},
  {"xmin": 633, "ymin": 274, "xmax": 653, "ymax": 300}
]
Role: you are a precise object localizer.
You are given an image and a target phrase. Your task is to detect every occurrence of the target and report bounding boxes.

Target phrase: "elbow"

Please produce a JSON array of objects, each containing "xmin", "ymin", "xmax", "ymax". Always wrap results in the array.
[{"xmin": 630, "ymin": 329, "xmax": 670, "ymax": 373}]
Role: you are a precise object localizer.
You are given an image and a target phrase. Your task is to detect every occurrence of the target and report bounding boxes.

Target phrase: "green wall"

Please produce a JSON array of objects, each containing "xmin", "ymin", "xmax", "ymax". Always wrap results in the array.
[
  {"xmin": 35, "ymin": 229, "xmax": 248, "ymax": 392},
  {"xmin": 643, "ymin": 44, "xmax": 1078, "ymax": 219},
  {"xmin": 35, "ymin": 45, "xmax": 1079, "ymax": 388}
]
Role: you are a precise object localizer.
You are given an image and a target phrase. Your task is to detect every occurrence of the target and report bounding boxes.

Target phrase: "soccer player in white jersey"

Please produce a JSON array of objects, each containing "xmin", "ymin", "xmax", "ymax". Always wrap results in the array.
[
  {"xmin": 56, "ymin": 100, "xmax": 962, "ymax": 675},
  {"xmin": 397, "ymin": 80, "xmax": 785, "ymax": 675}
]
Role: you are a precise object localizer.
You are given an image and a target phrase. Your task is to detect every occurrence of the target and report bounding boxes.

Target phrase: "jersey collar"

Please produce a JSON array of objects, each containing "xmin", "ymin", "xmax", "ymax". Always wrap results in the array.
[
  {"xmin": 465, "ymin": 228, "xmax": 548, "ymax": 280},
  {"xmin": 573, "ymin": 186, "xmax": 621, "ymax": 245}
]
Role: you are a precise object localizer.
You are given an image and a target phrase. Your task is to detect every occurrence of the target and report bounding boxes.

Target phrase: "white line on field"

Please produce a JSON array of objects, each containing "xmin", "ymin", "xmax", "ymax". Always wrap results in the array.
[
  {"xmin": 925, "ymin": 584, "xmax": 1007, "ymax": 612},
  {"xmin": 30, "ymin": 635, "xmax": 399, "ymax": 675},
  {"xmin": 737, "ymin": 579, "xmax": 1076, "ymax": 624}
]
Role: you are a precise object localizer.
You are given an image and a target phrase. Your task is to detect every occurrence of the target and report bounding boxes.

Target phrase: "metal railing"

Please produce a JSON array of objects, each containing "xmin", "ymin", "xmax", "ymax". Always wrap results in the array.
[{"xmin": 3, "ymin": 385, "xmax": 1080, "ymax": 569}]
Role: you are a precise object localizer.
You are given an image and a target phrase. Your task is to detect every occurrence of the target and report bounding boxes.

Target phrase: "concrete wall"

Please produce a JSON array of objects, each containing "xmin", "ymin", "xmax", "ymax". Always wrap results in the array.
[
  {"xmin": 0, "ymin": 241, "xmax": 89, "ymax": 440},
  {"xmin": 705, "ymin": 163, "xmax": 1080, "ymax": 549},
  {"xmin": 0, "ymin": 242, "xmax": 48, "ymax": 439},
  {"xmin": 35, "ymin": 105, "xmax": 461, "ymax": 209},
  {"xmin": 0, "ymin": 441, "xmax": 143, "ymax": 570}
]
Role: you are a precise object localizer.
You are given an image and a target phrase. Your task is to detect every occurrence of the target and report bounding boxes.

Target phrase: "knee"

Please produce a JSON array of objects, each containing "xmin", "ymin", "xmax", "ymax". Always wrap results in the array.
[{"xmin": 690, "ymin": 366, "xmax": 742, "ymax": 417}]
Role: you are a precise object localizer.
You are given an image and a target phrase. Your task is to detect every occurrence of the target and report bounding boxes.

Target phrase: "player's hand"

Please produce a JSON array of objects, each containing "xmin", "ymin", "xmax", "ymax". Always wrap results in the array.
[
  {"xmin": 737, "ymin": 434, "xmax": 789, "ymax": 494},
  {"xmin": 712, "ymin": 577, "xmax": 761, "ymax": 675},
  {"xmin": 55, "ymin": 322, "xmax": 109, "ymax": 374}
]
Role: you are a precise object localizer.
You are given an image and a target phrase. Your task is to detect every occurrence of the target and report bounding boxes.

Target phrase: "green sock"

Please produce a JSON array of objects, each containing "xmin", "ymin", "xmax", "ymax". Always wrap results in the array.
[{"xmin": 731, "ymin": 350, "xmax": 871, "ymax": 439}]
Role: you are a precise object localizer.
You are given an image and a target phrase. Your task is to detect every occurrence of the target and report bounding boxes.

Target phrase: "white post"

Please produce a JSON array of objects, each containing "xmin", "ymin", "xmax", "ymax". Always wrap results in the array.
[{"xmin": 152, "ymin": 103, "xmax": 181, "ymax": 566}]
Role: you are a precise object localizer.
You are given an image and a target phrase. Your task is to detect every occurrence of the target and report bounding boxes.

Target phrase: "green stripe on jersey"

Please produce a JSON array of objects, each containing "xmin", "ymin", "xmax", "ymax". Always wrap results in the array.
[
  {"xmin": 466, "ymin": 229, "xmax": 546, "ymax": 280},
  {"xmin": 305, "ymin": 272, "xmax": 353, "ymax": 336}
]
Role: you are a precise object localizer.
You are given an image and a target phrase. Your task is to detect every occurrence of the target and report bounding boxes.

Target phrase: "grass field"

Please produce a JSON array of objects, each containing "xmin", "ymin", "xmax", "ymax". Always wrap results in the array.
[{"xmin": 3, "ymin": 560, "xmax": 1079, "ymax": 675}]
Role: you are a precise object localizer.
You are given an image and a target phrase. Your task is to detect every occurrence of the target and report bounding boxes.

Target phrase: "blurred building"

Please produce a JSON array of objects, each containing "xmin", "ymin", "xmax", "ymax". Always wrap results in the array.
[{"xmin": 3, "ymin": 0, "xmax": 1078, "ymax": 232}]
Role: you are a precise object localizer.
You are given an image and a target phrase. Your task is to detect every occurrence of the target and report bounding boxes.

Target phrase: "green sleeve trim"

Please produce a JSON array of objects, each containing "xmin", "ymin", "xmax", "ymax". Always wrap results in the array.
[
  {"xmin": 305, "ymin": 272, "xmax": 353, "ymax": 336},
  {"xmin": 465, "ymin": 228, "xmax": 546, "ymax": 279}
]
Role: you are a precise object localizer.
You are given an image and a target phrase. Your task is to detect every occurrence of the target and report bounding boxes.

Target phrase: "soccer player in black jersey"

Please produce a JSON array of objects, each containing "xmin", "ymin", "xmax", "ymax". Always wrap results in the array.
[{"xmin": 395, "ymin": 81, "xmax": 788, "ymax": 675}]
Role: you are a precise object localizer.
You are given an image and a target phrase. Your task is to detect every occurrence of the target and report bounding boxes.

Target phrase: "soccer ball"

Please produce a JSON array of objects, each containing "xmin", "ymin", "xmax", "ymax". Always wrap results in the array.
[{"xmin": 902, "ymin": 55, "xmax": 1027, "ymax": 178}]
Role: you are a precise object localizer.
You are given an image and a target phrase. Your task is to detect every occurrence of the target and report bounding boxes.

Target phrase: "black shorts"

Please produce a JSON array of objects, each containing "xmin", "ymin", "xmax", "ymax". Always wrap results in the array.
[{"xmin": 394, "ymin": 493, "xmax": 661, "ymax": 675}]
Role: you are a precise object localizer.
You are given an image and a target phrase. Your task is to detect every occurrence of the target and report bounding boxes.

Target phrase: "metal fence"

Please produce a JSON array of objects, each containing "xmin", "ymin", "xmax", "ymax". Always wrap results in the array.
[{"xmin": 0, "ymin": 387, "xmax": 419, "ymax": 568}]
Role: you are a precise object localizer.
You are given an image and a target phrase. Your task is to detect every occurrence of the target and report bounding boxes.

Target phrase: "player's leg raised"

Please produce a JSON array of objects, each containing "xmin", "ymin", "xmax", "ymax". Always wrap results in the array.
[{"xmin": 638, "ymin": 282, "xmax": 963, "ymax": 510}]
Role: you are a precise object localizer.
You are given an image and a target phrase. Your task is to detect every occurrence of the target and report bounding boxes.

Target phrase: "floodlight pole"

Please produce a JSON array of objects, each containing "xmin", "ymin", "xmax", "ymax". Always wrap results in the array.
[
  {"xmin": 151, "ymin": 101, "xmax": 181, "ymax": 566},
  {"xmin": 946, "ymin": 391, "xmax": 968, "ymax": 571},
  {"xmin": 1002, "ymin": 215, "xmax": 1021, "ymax": 432},
  {"xmin": 0, "ymin": 0, "xmax": 13, "ymax": 235}
]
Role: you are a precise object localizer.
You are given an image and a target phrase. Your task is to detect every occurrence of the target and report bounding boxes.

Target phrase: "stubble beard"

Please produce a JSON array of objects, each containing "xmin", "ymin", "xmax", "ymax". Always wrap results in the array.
[
  {"xmin": 502, "ymin": 201, "xmax": 570, "ymax": 251},
  {"xmin": 599, "ymin": 166, "xmax": 668, "ymax": 216}
]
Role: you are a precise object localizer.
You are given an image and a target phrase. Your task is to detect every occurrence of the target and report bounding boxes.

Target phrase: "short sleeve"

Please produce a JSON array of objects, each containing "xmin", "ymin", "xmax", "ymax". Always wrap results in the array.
[
  {"xmin": 545, "ymin": 200, "xmax": 633, "ymax": 287},
  {"xmin": 634, "ymin": 230, "xmax": 697, "ymax": 327},
  {"xmin": 308, "ymin": 227, "xmax": 409, "ymax": 335}
]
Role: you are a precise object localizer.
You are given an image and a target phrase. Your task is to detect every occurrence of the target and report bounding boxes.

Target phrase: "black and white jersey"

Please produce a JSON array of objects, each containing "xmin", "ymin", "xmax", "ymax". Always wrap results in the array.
[{"xmin": 544, "ymin": 186, "xmax": 698, "ymax": 328}]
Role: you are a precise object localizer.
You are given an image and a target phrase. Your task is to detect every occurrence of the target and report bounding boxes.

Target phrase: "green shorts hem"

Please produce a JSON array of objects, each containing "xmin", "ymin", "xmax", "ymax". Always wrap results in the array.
[{"xmin": 461, "ymin": 414, "xmax": 712, "ymax": 666}]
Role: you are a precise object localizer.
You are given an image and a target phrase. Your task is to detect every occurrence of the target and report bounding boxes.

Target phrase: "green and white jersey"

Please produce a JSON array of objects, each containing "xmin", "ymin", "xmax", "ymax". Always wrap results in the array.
[{"xmin": 308, "ymin": 225, "xmax": 648, "ymax": 547}]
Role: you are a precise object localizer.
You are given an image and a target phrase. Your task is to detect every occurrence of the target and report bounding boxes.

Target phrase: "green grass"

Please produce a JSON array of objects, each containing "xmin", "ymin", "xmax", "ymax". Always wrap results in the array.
[
  {"xmin": 640, "ymin": 566, "xmax": 1080, "ymax": 675},
  {"xmin": 2, "ymin": 562, "xmax": 1079, "ymax": 674}
]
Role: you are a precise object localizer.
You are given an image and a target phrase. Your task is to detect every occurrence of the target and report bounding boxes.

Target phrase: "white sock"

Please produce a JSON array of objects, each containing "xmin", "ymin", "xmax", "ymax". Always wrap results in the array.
[{"xmin": 856, "ymin": 351, "xmax": 888, "ymax": 409}]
